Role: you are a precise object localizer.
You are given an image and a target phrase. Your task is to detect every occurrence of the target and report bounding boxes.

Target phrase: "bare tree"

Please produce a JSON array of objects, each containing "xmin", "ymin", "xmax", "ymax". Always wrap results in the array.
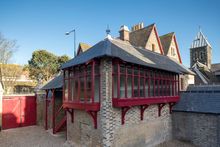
[
  {"xmin": 0, "ymin": 32, "xmax": 18, "ymax": 92},
  {"xmin": 0, "ymin": 33, "xmax": 17, "ymax": 64}
]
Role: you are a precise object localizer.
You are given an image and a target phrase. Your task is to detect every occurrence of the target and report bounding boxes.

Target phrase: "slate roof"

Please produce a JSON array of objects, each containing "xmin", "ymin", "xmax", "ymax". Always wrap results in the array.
[
  {"xmin": 160, "ymin": 32, "xmax": 174, "ymax": 55},
  {"xmin": 191, "ymin": 31, "xmax": 212, "ymax": 48},
  {"xmin": 191, "ymin": 61, "xmax": 220, "ymax": 84},
  {"xmin": 41, "ymin": 73, "xmax": 63, "ymax": 90},
  {"xmin": 129, "ymin": 23, "xmax": 154, "ymax": 48},
  {"xmin": 211, "ymin": 63, "xmax": 220, "ymax": 72},
  {"xmin": 173, "ymin": 85, "xmax": 220, "ymax": 114},
  {"xmin": 61, "ymin": 36, "xmax": 193, "ymax": 75}
]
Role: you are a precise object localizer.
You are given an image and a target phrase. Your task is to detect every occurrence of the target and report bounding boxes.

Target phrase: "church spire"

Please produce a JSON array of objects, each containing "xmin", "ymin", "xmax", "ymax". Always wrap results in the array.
[{"xmin": 190, "ymin": 29, "xmax": 212, "ymax": 49}]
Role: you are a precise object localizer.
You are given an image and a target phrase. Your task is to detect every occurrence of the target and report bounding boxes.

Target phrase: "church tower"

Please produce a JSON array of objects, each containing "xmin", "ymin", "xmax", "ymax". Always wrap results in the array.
[{"xmin": 190, "ymin": 30, "xmax": 212, "ymax": 69}]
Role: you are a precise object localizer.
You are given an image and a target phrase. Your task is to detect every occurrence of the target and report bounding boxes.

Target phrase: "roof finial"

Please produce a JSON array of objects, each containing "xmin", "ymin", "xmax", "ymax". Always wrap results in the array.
[
  {"xmin": 105, "ymin": 25, "xmax": 112, "ymax": 40},
  {"xmin": 106, "ymin": 25, "xmax": 111, "ymax": 35}
]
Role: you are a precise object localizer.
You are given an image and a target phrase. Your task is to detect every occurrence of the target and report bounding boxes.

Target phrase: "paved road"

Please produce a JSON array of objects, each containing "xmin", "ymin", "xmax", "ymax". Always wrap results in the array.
[{"xmin": 0, "ymin": 126, "xmax": 70, "ymax": 147}]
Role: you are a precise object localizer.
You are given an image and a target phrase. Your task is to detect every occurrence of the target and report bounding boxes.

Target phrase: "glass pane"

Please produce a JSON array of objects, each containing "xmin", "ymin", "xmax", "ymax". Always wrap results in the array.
[
  {"xmin": 86, "ymin": 76, "xmax": 92, "ymax": 102},
  {"xmin": 155, "ymin": 80, "xmax": 158, "ymax": 96},
  {"xmin": 94, "ymin": 76, "xmax": 100, "ymax": 102},
  {"xmin": 134, "ymin": 76, "xmax": 139, "ymax": 97},
  {"xmin": 95, "ymin": 64, "xmax": 100, "ymax": 75},
  {"xmin": 150, "ymin": 71, "xmax": 154, "ymax": 78},
  {"xmin": 160, "ymin": 80, "xmax": 163, "ymax": 96},
  {"xmin": 150, "ymin": 79, "xmax": 154, "ymax": 97},
  {"xmin": 140, "ymin": 78, "xmax": 144, "ymax": 97},
  {"xmin": 113, "ymin": 64, "xmax": 118, "ymax": 74},
  {"xmin": 134, "ymin": 67, "xmax": 139, "ymax": 75},
  {"xmin": 165, "ymin": 80, "xmax": 170, "ymax": 96},
  {"xmin": 69, "ymin": 79, "xmax": 72, "ymax": 101},
  {"xmin": 127, "ymin": 76, "xmax": 132, "ymax": 98},
  {"xmin": 120, "ymin": 65, "xmax": 126, "ymax": 74},
  {"xmin": 170, "ymin": 81, "xmax": 173, "ymax": 96},
  {"xmin": 113, "ymin": 76, "xmax": 118, "ymax": 98},
  {"xmin": 65, "ymin": 70, "xmax": 69, "ymax": 78},
  {"xmin": 74, "ymin": 79, "xmax": 78, "ymax": 100},
  {"xmin": 64, "ymin": 80, "xmax": 68, "ymax": 101},
  {"xmin": 87, "ymin": 65, "xmax": 92, "ymax": 75},
  {"xmin": 120, "ymin": 76, "xmax": 125, "ymax": 98},
  {"xmin": 70, "ymin": 70, "xmax": 74, "ymax": 77},
  {"xmin": 75, "ymin": 66, "xmax": 79, "ymax": 75},
  {"xmin": 176, "ymin": 81, "xmax": 179, "ymax": 96},
  {"xmin": 127, "ymin": 66, "xmax": 132, "ymax": 75},
  {"xmin": 145, "ymin": 78, "xmax": 149, "ymax": 97},
  {"xmin": 140, "ymin": 69, "xmax": 144, "ymax": 76},
  {"xmin": 71, "ymin": 78, "xmax": 75, "ymax": 101},
  {"xmin": 79, "ymin": 77, "xmax": 84, "ymax": 102},
  {"xmin": 79, "ymin": 66, "xmax": 85, "ymax": 76}
]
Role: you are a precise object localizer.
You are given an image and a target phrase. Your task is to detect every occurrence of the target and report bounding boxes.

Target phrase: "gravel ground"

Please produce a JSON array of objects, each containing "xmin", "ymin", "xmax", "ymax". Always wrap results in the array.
[
  {"xmin": 0, "ymin": 126, "xmax": 196, "ymax": 147},
  {"xmin": 0, "ymin": 126, "xmax": 69, "ymax": 147},
  {"xmin": 155, "ymin": 139, "xmax": 196, "ymax": 147}
]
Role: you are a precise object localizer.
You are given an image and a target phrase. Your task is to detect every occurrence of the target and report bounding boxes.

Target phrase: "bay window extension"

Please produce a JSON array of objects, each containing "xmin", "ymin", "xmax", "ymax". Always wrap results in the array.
[
  {"xmin": 63, "ymin": 60, "xmax": 100, "ymax": 112},
  {"xmin": 112, "ymin": 59, "xmax": 180, "ymax": 123}
]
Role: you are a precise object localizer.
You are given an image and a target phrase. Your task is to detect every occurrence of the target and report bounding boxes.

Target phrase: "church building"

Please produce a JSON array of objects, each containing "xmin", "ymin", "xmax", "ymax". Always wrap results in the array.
[{"xmin": 190, "ymin": 30, "xmax": 220, "ymax": 84}]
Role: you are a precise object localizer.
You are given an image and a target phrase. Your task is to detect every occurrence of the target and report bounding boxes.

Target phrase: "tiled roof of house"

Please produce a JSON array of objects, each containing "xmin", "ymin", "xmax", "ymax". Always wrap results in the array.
[
  {"xmin": 173, "ymin": 85, "xmax": 220, "ymax": 114},
  {"xmin": 129, "ymin": 23, "xmax": 155, "ymax": 48},
  {"xmin": 41, "ymin": 73, "xmax": 63, "ymax": 90},
  {"xmin": 61, "ymin": 36, "xmax": 193, "ymax": 75},
  {"xmin": 79, "ymin": 42, "xmax": 91, "ymax": 52},
  {"xmin": 160, "ymin": 32, "xmax": 174, "ymax": 55}
]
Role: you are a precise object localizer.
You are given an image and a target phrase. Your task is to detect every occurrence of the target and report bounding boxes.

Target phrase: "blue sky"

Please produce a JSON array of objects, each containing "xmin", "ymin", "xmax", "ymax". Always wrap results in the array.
[{"xmin": 0, "ymin": 0, "xmax": 220, "ymax": 67}]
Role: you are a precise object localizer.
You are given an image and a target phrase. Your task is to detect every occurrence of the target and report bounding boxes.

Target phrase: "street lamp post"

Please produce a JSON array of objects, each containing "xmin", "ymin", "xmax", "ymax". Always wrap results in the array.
[{"xmin": 65, "ymin": 29, "xmax": 76, "ymax": 57}]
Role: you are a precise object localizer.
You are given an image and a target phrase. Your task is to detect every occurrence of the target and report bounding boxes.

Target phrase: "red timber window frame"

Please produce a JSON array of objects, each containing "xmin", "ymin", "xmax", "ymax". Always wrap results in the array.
[
  {"xmin": 62, "ymin": 60, "xmax": 101, "ymax": 129},
  {"xmin": 112, "ymin": 59, "xmax": 180, "ymax": 124}
]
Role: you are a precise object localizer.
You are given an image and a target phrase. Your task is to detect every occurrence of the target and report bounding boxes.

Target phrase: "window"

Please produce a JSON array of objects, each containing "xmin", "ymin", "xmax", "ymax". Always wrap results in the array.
[
  {"xmin": 64, "ymin": 79, "xmax": 68, "ymax": 101},
  {"xmin": 194, "ymin": 52, "xmax": 198, "ymax": 61},
  {"xmin": 64, "ymin": 61, "xmax": 100, "ymax": 103},
  {"xmin": 112, "ymin": 60, "xmax": 179, "ymax": 99},
  {"xmin": 152, "ymin": 44, "xmax": 155, "ymax": 52},
  {"xmin": 199, "ymin": 51, "xmax": 205, "ymax": 60},
  {"xmin": 127, "ymin": 75, "xmax": 132, "ymax": 98},
  {"xmin": 171, "ymin": 47, "xmax": 176, "ymax": 56},
  {"xmin": 145, "ymin": 77, "xmax": 149, "ymax": 97}
]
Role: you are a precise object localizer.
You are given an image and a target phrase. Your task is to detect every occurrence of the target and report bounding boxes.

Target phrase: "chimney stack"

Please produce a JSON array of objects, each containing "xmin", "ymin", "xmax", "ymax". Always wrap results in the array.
[
  {"xmin": 131, "ymin": 22, "xmax": 144, "ymax": 31},
  {"xmin": 119, "ymin": 25, "xmax": 130, "ymax": 41}
]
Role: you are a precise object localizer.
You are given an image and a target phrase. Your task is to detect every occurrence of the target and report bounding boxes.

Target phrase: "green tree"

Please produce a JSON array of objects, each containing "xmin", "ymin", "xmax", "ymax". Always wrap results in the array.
[
  {"xmin": 28, "ymin": 50, "xmax": 70, "ymax": 82},
  {"xmin": 58, "ymin": 55, "xmax": 70, "ymax": 65}
]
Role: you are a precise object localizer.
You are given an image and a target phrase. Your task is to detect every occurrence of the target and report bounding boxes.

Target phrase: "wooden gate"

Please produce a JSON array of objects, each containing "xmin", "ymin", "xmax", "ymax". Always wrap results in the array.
[{"xmin": 2, "ymin": 95, "xmax": 36, "ymax": 130}]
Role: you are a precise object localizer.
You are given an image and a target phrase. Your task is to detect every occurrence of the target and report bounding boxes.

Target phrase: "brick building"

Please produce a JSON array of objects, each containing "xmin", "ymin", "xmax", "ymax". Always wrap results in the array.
[{"xmin": 60, "ymin": 23, "xmax": 193, "ymax": 147}]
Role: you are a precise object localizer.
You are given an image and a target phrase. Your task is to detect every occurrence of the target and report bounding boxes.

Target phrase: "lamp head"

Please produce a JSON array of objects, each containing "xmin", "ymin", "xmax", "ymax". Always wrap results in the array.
[{"xmin": 65, "ymin": 32, "xmax": 70, "ymax": 35}]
